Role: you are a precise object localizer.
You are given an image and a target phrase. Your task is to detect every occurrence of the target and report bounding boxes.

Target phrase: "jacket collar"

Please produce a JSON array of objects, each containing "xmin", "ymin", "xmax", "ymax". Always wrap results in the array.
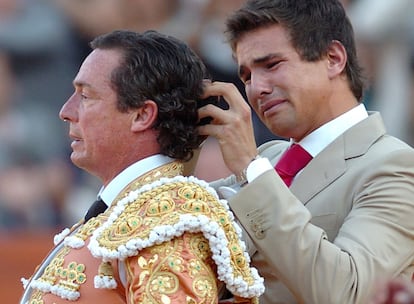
[{"xmin": 290, "ymin": 112, "xmax": 386, "ymax": 203}]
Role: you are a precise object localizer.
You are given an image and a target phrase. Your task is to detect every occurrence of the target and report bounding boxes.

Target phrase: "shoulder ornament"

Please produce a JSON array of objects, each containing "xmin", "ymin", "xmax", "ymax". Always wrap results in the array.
[{"xmin": 88, "ymin": 175, "xmax": 265, "ymax": 299}]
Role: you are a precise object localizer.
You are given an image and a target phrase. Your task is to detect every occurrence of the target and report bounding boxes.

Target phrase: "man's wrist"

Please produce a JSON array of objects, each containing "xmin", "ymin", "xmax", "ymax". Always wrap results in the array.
[{"xmin": 235, "ymin": 155, "xmax": 262, "ymax": 185}]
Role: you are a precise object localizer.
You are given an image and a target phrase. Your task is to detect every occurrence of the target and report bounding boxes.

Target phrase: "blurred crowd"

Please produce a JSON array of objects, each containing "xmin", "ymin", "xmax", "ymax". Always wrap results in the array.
[{"xmin": 0, "ymin": 0, "xmax": 413, "ymax": 231}]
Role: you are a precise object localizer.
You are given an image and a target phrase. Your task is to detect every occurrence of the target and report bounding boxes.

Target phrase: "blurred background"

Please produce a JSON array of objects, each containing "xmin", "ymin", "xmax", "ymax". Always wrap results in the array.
[{"xmin": 0, "ymin": 0, "xmax": 413, "ymax": 301}]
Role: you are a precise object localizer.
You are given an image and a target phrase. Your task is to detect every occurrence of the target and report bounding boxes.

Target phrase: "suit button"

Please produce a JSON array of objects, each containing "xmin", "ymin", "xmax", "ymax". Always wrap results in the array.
[
  {"xmin": 251, "ymin": 223, "xmax": 260, "ymax": 232},
  {"xmin": 255, "ymin": 229, "xmax": 265, "ymax": 239}
]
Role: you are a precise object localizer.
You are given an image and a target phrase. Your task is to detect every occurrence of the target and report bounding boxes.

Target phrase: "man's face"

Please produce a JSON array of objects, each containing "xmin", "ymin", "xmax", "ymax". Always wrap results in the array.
[
  {"xmin": 236, "ymin": 24, "xmax": 332, "ymax": 141},
  {"xmin": 59, "ymin": 49, "xmax": 136, "ymax": 182}
]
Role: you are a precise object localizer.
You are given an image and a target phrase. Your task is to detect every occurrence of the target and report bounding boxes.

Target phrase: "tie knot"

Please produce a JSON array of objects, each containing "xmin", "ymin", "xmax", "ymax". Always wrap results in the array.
[
  {"xmin": 275, "ymin": 144, "xmax": 313, "ymax": 186},
  {"xmin": 84, "ymin": 198, "xmax": 108, "ymax": 222}
]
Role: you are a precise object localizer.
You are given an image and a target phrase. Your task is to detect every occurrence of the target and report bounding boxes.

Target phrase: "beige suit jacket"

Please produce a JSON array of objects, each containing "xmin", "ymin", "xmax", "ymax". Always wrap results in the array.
[{"xmin": 214, "ymin": 112, "xmax": 414, "ymax": 304}]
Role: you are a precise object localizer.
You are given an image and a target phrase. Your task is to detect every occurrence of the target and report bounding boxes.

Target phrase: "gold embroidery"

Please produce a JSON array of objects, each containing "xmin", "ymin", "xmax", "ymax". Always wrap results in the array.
[
  {"xmin": 181, "ymin": 199, "xmax": 210, "ymax": 214},
  {"xmin": 38, "ymin": 247, "xmax": 70, "ymax": 286},
  {"xmin": 149, "ymin": 241, "xmax": 189, "ymax": 277},
  {"xmin": 137, "ymin": 255, "xmax": 159, "ymax": 286},
  {"xmin": 192, "ymin": 276, "xmax": 216, "ymax": 299},
  {"xmin": 188, "ymin": 235, "xmax": 217, "ymax": 303},
  {"xmin": 166, "ymin": 254, "xmax": 185, "ymax": 273},
  {"xmin": 96, "ymin": 182, "xmax": 218, "ymax": 250},
  {"xmin": 146, "ymin": 194, "xmax": 176, "ymax": 216},
  {"xmin": 149, "ymin": 272, "xmax": 179, "ymax": 294},
  {"xmin": 186, "ymin": 296, "xmax": 197, "ymax": 304},
  {"xmin": 28, "ymin": 291, "xmax": 44, "ymax": 304},
  {"xmin": 143, "ymin": 216, "xmax": 162, "ymax": 228},
  {"xmin": 149, "ymin": 242, "xmax": 175, "ymax": 257},
  {"xmin": 132, "ymin": 250, "xmax": 180, "ymax": 303},
  {"xmin": 73, "ymin": 216, "xmax": 104, "ymax": 241},
  {"xmin": 70, "ymin": 163, "xmax": 184, "ymax": 243},
  {"xmin": 189, "ymin": 259, "xmax": 203, "ymax": 278},
  {"xmin": 123, "ymin": 231, "xmax": 222, "ymax": 303},
  {"xmin": 189, "ymin": 234, "xmax": 211, "ymax": 261},
  {"xmin": 97, "ymin": 180, "xmax": 256, "ymax": 297},
  {"xmin": 29, "ymin": 247, "xmax": 88, "ymax": 302},
  {"xmin": 116, "ymin": 214, "xmax": 142, "ymax": 236},
  {"xmin": 57, "ymin": 261, "xmax": 87, "ymax": 291},
  {"xmin": 230, "ymin": 242, "xmax": 246, "ymax": 267},
  {"xmin": 161, "ymin": 294, "xmax": 172, "ymax": 304},
  {"xmin": 115, "ymin": 162, "xmax": 184, "ymax": 202},
  {"xmin": 26, "ymin": 162, "xmax": 190, "ymax": 303},
  {"xmin": 98, "ymin": 261, "xmax": 114, "ymax": 278},
  {"xmin": 177, "ymin": 184, "xmax": 208, "ymax": 200}
]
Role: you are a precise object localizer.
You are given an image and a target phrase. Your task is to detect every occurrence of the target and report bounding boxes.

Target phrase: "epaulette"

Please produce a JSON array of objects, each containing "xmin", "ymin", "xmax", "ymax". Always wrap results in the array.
[{"xmin": 88, "ymin": 175, "xmax": 264, "ymax": 299}]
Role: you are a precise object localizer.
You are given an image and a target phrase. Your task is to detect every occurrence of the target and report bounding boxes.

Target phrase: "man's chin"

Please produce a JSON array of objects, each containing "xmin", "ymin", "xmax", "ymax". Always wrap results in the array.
[{"xmin": 70, "ymin": 154, "xmax": 87, "ymax": 170}]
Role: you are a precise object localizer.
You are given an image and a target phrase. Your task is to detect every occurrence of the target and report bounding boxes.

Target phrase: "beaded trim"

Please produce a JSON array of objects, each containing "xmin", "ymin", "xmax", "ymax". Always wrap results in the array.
[
  {"xmin": 88, "ymin": 175, "xmax": 265, "ymax": 299},
  {"xmin": 22, "ymin": 174, "xmax": 265, "ymax": 301}
]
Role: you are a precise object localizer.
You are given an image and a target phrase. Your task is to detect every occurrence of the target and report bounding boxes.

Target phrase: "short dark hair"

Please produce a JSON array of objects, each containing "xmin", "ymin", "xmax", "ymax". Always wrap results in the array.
[
  {"xmin": 225, "ymin": 0, "xmax": 365, "ymax": 101},
  {"xmin": 90, "ymin": 30, "xmax": 210, "ymax": 161}
]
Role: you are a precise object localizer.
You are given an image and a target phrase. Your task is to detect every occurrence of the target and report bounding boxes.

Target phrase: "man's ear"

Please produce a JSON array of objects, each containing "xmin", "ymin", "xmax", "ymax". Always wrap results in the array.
[
  {"xmin": 326, "ymin": 40, "xmax": 347, "ymax": 79},
  {"xmin": 131, "ymin": 100, "xmax": 158, "ymax": 132}
]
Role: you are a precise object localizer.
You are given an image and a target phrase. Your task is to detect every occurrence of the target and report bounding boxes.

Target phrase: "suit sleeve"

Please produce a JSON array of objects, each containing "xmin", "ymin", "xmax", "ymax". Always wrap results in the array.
[{"xmin": 229, "ymin": 149, "xmax": 414, "ymax": 304}]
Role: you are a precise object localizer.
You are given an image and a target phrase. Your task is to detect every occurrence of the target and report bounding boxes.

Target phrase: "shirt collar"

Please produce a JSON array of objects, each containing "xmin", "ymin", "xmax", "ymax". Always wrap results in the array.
[
  {"xmin": 298, "ymin": 103, "xmax": 368, "ymax": 157},
  {"xmin": 99, "ymin": 154, "xmax": 174, "ymax": 207}
]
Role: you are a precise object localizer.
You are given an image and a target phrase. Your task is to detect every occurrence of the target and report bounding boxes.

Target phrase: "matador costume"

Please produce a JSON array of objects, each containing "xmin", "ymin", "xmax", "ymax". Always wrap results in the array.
[{"xmin": 20, "ymin": 156, "xmax": 264, "ymax": 303}]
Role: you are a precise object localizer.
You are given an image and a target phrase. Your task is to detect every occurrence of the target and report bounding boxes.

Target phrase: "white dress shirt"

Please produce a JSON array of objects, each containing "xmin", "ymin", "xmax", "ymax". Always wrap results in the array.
[
  {"xmin": 99, "ymin": 154, "xmax": 174, "ymax": 207},
  {"xmin": 246, "ymin": 103, "xmax": 369, "ymax": 183}
]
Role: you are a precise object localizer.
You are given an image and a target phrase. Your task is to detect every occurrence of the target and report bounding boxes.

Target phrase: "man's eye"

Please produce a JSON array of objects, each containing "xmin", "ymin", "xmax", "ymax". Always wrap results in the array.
[
  {"xmin": 241, "ymin": 73, "xmax": 251, "ymax": 84},
  {"xmin": 267, "ymin": 61, "xmax": 281, "ymax": 69}
]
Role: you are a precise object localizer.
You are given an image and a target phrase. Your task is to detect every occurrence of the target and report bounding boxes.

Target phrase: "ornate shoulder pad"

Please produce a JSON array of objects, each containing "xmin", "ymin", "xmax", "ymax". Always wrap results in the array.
[{"xmin": 88, "ymin": 176, "xmax": 264, "ymax": 299}]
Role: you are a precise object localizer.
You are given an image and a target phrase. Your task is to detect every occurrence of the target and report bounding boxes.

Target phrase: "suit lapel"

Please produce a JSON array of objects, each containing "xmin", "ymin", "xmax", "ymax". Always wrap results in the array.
[
  {"xmin": 290, "ymin": 137, "xmax": 346, "ymax": 203},
  {"xmin": 290, "ymin": 112, "xmax": 387, "ymax": 204}
]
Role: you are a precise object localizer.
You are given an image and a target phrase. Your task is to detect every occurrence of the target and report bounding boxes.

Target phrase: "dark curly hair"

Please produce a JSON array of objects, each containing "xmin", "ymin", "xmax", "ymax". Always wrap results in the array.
[
  {"xmin": 90, "ymin": 30, "xmax": 210, "ymax": 161},
  {"xmin": 225, "ymin": 0, "xmax": 365, "ymax": 102}
]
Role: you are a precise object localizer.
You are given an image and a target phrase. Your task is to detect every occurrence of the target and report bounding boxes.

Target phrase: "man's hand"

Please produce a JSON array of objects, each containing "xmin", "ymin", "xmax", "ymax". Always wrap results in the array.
[{"xmin": 198, "ymin": 81, "xmax": 258, "ymax": 175}]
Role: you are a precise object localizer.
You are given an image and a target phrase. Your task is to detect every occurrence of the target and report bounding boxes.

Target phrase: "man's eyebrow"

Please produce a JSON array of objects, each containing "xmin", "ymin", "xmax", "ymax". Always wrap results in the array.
[
  {"xmin": 253, "ymin": 53, "xmax": 282, "ymax": 65},
  {"xmin": 73, "ymin": 80, "xmax": 92, "ymax": 89},
  {"xmin": 73, "ymin": 80, "xmax": 90, "ymax": 87}
]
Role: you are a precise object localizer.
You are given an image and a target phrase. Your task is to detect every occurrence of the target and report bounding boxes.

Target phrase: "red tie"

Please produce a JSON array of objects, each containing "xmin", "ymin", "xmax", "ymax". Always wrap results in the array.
[{"xmin": 275, "ymin": 144, "xmax": 313, "ymax": 186}]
